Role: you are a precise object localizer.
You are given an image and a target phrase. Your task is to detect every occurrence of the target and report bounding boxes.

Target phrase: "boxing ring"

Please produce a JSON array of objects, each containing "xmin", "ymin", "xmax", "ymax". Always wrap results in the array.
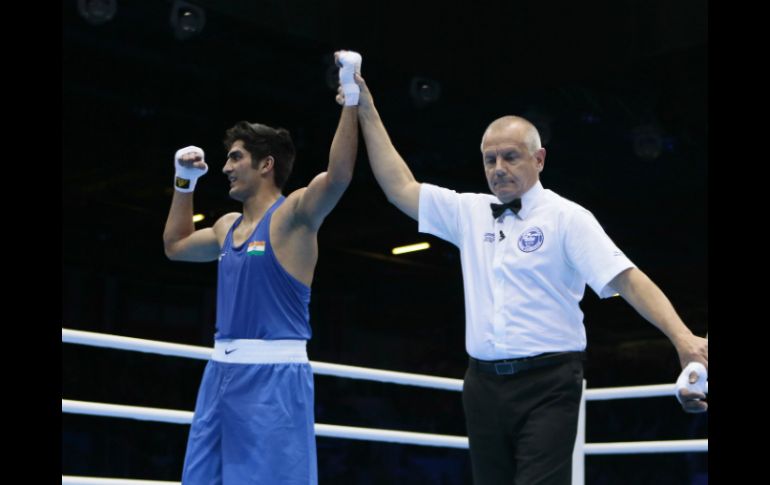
[{"xmin": 61, "ymin": 328, "xmax": 707, "ymax": 484}]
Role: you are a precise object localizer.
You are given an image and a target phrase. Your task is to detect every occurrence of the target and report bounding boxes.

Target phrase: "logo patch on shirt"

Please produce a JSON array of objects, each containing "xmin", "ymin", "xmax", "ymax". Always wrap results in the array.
[
  {"xmin": 518, "ymin": 227, "xmax": 544, "ymax": 252},
  {"xmin": 483, "ymin": 233, "xmax": 495, "ymax": 243},
  {"xmin": 247, "ymin": 241, "xmax": 266, "ymax": 256}
]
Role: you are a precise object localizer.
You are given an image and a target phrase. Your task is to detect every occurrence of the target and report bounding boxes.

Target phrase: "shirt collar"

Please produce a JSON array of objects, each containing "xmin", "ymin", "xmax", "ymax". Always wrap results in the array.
[
  {"xmin": 518, "ymin": 180, "xmax": 544, "ymax": 219},
  {"xmin": 494, "ymin": 180, "xmax": 544, "ymax": 220}
]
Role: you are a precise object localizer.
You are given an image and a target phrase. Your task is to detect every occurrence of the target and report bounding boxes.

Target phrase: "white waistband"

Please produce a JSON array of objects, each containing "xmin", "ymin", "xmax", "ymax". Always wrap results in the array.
[{"xmin": 212, "ymin": 339, "xmax": 308, "ymax": 364}]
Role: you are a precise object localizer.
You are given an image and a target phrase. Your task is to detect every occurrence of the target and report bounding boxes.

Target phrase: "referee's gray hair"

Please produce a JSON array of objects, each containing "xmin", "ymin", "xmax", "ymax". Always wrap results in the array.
[{"xmin": 481, "ymin": 116, "xmax": 542, "ymax": 155}]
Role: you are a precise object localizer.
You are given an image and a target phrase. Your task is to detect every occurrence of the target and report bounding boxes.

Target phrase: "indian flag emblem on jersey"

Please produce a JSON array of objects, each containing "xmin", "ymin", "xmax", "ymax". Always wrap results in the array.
[{"xmin": 247, "ymin": 241, "xmax": 266, "ymax": 256}]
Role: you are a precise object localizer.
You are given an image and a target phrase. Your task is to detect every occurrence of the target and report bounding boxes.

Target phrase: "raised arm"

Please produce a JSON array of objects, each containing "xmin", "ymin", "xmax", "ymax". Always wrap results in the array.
[
  {"xmin": 608, "ymin": 267, "xmax": 708, "ymax": 371},
  {"xmin": 355, "ymin": 72, "xmax": 421, "ymax": 221},
  {"xmin": 163, "ymin": 146, "xmax": 229, "ymax": 262},
  {"xmin": 292, "ymin": 51, "xmax": 359, "ymax": 231}
]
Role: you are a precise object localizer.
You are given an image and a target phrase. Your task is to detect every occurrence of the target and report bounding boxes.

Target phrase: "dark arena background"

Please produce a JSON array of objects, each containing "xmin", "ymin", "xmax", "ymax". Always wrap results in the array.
[{"xmin": 63, "ymin": 0, "xmax": 708, "ymax": 483}]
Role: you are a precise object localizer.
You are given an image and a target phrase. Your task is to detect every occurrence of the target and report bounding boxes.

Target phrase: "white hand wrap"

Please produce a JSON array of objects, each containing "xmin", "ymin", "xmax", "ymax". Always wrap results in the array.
[
  {"xmin": 338, "ymin": 51, "xmax": 362, "ymax": 106},
  {"xmin": 174, "ymin": 145, "xmax": 208, "ymax": 193},
  {"xmin": 675, "ymin": 362, "xmax": 708, "ymax": 404}
]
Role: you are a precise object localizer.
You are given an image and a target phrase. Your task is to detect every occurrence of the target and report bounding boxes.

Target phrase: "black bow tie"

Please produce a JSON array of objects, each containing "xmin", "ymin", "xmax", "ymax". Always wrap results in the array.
[{"xmin": 490, "ymin": 199, "xmax": 522, "ymax": 219}]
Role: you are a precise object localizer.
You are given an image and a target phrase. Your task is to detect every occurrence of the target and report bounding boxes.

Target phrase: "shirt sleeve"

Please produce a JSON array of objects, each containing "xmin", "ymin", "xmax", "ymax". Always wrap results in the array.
[
  {"xmin": 418, "ymin": 183, "xmax": 462, "ymax": 246},
  {"xmin": 563, "ymin": 208, "xmax": 636, "ymax": 298}
]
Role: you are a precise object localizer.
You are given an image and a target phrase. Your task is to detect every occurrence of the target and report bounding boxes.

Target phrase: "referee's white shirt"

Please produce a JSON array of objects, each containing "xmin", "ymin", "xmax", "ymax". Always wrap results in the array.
[{"xmin": 418, "ymin": 180, "xmax": 635, "ymax": 361}]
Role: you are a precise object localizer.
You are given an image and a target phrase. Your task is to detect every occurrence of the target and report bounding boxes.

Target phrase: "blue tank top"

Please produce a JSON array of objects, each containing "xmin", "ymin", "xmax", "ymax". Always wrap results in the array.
[{"xmin": 214, "ymin": 196, "xmax": 312, "ymax": 340}]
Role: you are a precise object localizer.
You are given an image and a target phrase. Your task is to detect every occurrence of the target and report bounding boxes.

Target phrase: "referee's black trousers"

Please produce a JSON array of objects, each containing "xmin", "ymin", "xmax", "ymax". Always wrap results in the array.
[{"xmin": 462, "ymin": 356, "xmax": 584, "ymax": 485}]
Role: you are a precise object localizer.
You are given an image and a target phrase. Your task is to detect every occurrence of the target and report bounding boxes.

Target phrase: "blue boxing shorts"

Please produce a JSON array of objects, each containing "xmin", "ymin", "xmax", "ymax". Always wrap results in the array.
[{"xmin": 182, "ymin": 339, "xmax": 317, "ymax": 485}]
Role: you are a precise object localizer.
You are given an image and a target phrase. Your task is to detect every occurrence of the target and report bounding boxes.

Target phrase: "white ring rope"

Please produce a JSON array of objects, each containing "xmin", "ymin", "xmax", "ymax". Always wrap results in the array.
[
  {"xmin": 63, "ymin": 478, "xmax": 179, "ymax": 485},
  {"xmin": 62, "ymin": 327, "xmax": 707, "ymax": 485},
  {"xmin": 62, "ymin": 398, "xmax": 706, "ymax": 453},
  {"xmin": 62, "ymin": 328, "xmax": 463, "ymax": 391},
  {"xmin": 63, "ymin": 399, "xmax": 192, "ymax": 425},
  {"xmin": 61, "ymin": 399, "xmax": 469, "ymax": 448},
  {"xmin": 62, "ymin": 328, "xmax": 698, "ymax": 398},
  {"xmin": 584, "ymin": 440, "xmax": 708, "ymax": 455},
  {"xmin": 61, "ymin": 443, "xmax": 709, "ymax": 485},
  {"xmin": 584, "ymin": 384, "xmax": 676, "ymax": 400}
]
